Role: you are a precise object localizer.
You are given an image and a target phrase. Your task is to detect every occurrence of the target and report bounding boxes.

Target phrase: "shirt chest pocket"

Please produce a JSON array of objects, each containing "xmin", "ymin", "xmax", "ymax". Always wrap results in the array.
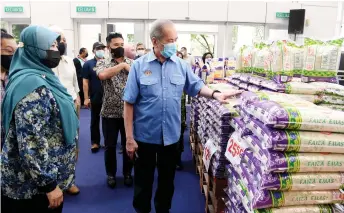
[
  {"xmin": 170, "ymin": 75, "xmax": 185, "ymax": 98},
  {"xmin": 140, "ymin": 77, "xmax": 160, "ymax": 97}
]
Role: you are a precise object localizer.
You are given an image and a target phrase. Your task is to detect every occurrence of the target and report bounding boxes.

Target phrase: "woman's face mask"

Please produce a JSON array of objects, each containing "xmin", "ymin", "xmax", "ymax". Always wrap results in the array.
[
  {"xmin": 1, "ymin": 55, "xmax": 13, "ymax": 71},
  {"xmin": 57, "ymin": 42, "xmax": 66, "ymax": 56},
  {"xmin": 41, "ymin": 50, "xmax": 61, "ymax": 68}
]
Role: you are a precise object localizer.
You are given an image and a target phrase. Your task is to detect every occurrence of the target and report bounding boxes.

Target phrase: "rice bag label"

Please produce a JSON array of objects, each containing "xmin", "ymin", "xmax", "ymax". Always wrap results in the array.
[
  {"xmin": 225, "ymin": 132, "xmax": 248, "ymax": 166},
  {"xmin": 261, "ymin": 172, "xmax": 344, "ymax": 191},
  {"xmin": 269, "ymin": 153, "xmax": 344, "ymax": 173},
  {"xmin": 202, "ymin": 139, "xmax": 217, "ymax": 172},
  {"xmin": 255, "ymin": 190, "xmax": 344, "ymax": 209},
  {"xmin": 256, "ymin": 205, "xmax": 339, "ymax": 213},
  {"xmin": 246, "ymin": 100, "xmax": 344, "ymax": 133}
]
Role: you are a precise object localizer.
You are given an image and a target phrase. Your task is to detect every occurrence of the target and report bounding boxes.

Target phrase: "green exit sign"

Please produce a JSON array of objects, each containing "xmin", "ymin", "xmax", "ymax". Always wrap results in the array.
[
  {"xmin": 76, "ymin": 6, "xmax": 96, "ymax": 13},
  {"xmin": 4, "ymin": 6, "xmax": 23, "ymax": 13},
  {"xmin": 276, "ymin": 12, "xmax": 290, "ymax": 18}
]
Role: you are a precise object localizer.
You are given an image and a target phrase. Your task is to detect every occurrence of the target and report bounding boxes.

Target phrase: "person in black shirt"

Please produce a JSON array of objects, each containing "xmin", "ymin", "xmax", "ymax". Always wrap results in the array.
[
  {"xmin": 82, "ymin": 42, "xmax": 105, "ymax": 153},
  {"xmin": 73, "ymin": 48, "xmax": 88, "ymax": 108}
]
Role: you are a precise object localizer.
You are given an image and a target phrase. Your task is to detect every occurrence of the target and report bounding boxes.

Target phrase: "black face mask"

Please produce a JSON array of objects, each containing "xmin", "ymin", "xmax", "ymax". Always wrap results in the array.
[
  {"xmin": 1, "ymin": 55, "xmax": 13, "ymax": 71},
  {"xmin": 41, "ymin": 50, "xmax": 61, "ymax": 68},
  {"xmin": 111, "ymin": 47, "xmax": 124, "ymax": 59},
  {"xmin": 58, "ymin": 42, "xmax": 66, "ymax": 56}
]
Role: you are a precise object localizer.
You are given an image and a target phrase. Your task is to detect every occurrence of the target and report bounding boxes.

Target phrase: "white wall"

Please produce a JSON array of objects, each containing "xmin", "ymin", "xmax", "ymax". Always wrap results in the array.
[
  {"xmin": 30, "ymin": 1, "xmax": 75, "ymax": 56},
  {"xmin": 1, "ymin": 1, "xmax": 342, "ymax": 57}
]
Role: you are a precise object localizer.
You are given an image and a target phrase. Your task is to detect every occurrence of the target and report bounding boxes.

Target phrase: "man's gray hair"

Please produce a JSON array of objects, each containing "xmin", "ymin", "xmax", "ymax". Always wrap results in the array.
[{"xmin": 150, "ymin": 19, "xmax": 174, "ymax": 40}]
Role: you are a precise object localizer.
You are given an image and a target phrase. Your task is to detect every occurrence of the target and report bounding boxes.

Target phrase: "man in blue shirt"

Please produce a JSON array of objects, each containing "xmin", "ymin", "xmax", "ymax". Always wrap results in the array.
[
  {"xmin": 82, "ymin": 42, "xmax": 105, "ymax": 153},
  {"xmin": 123, "ymin": 19, "xmax": 241, "ymax": 213}
]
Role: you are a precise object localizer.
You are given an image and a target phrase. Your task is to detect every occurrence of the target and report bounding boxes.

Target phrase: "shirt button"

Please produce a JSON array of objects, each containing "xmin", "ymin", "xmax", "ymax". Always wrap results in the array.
[
  {"xmin": 164, "ymin": 87, "xmax": 166, "ymax": 90},
  {"xmin": 163, "ymin": 121, "xmax": 165, "ymax": 123},
  {"xmin": 163, "ymin": 76, "xmax": 165, "ymax": 79},
  {"xmin": 164, "ymin": 98, "xmax": 166, "ymax": 101}
]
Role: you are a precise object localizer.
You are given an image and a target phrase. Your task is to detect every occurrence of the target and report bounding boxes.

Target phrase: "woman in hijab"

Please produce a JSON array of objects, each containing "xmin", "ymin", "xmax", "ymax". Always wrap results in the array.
[{"xmin": 1, "ymin": 25, "xmax": 78, "ymax": 212}]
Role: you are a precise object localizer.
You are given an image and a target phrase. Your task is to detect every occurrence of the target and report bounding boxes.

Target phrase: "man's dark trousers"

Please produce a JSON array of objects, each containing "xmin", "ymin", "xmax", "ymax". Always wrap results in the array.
[
  {"xmin": 90, "ymin": 102, "xmax": 102, "ymax": 146},
  {"xmin": 133, "ymin": 141, "xmax": 178, "ymax": 213},
  {"xmin": 102, "ymin": 117, "xmax": 133, "ymax": 177}
]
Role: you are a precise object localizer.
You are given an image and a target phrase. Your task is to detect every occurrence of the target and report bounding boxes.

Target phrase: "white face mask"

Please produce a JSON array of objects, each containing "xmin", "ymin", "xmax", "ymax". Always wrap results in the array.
[{"xmin": 137, "ymin": 50, "xmax": 145, "ymax": 56}]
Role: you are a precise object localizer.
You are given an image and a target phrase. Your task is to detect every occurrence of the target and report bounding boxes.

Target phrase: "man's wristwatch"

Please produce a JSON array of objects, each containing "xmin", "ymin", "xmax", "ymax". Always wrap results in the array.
[{"xmin": 211, "ymin": 90, "xmax": 221, "ymax": 99}]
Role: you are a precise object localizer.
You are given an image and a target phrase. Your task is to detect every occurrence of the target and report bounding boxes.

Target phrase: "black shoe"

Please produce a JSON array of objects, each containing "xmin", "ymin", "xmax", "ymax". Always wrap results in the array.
[
  {"xmin": 107, "ymin": 176, "xmax": 117, "ymax": 188},
  {"xmin": 176, "ymin": 164, "xmax": 183, "ymax": 171},
  {"xmin": 91, "ymin": 144, "xmax": 100, "ymax": 153},
  {"xmin": 124, "ymin": 175, "xmax": 133, "ymax": 187}
]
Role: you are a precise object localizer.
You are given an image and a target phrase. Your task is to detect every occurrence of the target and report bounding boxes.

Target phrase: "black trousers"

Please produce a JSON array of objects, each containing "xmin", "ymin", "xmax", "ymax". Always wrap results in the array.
[
  {"xmin": 176, "ymin": 126, "xmax": 185, "ymax": 166},
  {"xmin": 90, "ymin": 102, "xmax": 102, "ymax": 145},
  {"xmin": 133, "ymin": 142, "xmax": 178, "ymax": 213},
  {"xmin": 78, "ymin": 77, "xmax": 84, "ymax": 106},
  {"xmin": 102, "ymin": 117, "xmax": 133, "ymax": 177},
  {"xmin": 1, "ymin": 194, "xmax": 63, "ymax": 213}
]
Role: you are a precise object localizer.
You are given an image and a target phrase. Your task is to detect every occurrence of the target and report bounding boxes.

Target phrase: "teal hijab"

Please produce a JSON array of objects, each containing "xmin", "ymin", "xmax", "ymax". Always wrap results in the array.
[{"xmin": 2, "ymin": 25, "xmax": 78, "ymax": 145}]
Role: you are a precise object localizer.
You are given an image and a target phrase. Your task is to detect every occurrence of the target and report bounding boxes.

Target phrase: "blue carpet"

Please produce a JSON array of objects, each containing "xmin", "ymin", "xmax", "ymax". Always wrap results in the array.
[{"xmin": 63, "ymin": 106, "xmax": 205, "ymax": 213}]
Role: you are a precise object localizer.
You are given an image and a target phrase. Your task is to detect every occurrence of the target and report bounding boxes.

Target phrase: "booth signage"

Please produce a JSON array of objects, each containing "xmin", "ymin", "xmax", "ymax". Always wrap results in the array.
[
  {"xmin": 276, "ymin": 12, "xmax": 290, "ymax": 18},
  {"xmin": 76, "ymin": 6, "xmax": 96, "ymax": 13},
  {"xmin": 4, "ymin": 6, "xmax": 23, "ymax": 13}
]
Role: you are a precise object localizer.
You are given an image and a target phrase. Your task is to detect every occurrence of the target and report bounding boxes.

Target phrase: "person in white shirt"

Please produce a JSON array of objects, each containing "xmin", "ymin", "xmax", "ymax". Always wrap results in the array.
[
  {"xmin": 180, "ymin": 47, "xmax": 195, "ymax": 67},
  {"xmin": 49, "ymin": 25, "xmax": 80, "ymax": 195}
]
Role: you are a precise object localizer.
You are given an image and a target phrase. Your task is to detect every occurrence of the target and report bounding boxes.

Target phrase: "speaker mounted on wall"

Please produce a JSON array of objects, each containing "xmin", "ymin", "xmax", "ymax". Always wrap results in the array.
[{"xmin": 288, "ymin": 9, "xmax": 306, "ymax": 35}]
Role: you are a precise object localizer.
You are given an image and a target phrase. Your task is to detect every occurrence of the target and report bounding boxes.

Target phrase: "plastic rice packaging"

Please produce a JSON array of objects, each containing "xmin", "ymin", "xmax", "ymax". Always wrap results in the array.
[
  {"xmin": 255, "ymin": 204, "xmax": 344, "ymax": 213},
  {"xmin": 240, "ymin": 82, "xmax": 249, "ymax": 90},
  {"xmin": 292, "ymin": 45, "xmax": 305, "ymax": 78},
  {"xmin": 310, "ymin": 82, "xmax": 344, "ymax": 97},
  {"xmin": 248, "ymin": 84, "xmax": 260, "ymax": 92},
  {"xmin": 240, "ymin": 91, "xmax": 315, "ymax": 108},
  {"xmin": 245, "ymin": 100, "xmax": 344, "ymax": 133},
  {"xmin": 260, "ymin": 172, "xmax": 344, "ymax": 191},
  {"xmin": 245, "ymin": 118, "xmax": 344, "ymax": 153},
  {"xmin": 319, "ymin": 104, "xmax": 344, "ymax": 112},
  {"xmin": 230, "ymin": 117, "xmax": 252, "ymax": 137},
  {"xmin": 253, "ymin": 43, "xmax": 271, "ymax": 77},
  {"xmin": 236, "ymin": 46, "xmax": 244, "ymax": 73},
  {"xmin": 211, "ymin": 58, "xmax": 225, "ymax": 80},
  {"xmin": 253, "ymin": 190, "xmax": 344, "ymax": 209},
  {"xmin": 270, "ymin": 41, "xmax": 294, "ymax": 83},
  {"xmin": 242, "ymin": 45, "xmax": 256, "ymax": 73},
  {"xmin": 284, "ymin": 81, "xmax": 323, "ymax": 95},
  {"xmin": 302, "ymin": 38, "xmax": 343, "ymax": 83},
  {"xmin": 321, "ymin": 95, "xmax": 344, "ymax": 105},
  {"xmin": 259, "ymin": 78, "xmax": 286, "ymax": 92}
]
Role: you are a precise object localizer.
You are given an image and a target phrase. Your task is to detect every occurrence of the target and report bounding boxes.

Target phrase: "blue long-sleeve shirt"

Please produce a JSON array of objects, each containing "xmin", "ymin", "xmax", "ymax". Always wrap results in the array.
[{"xmin": 123, "ymin": 52, "xmax": 204, "ymax": 145}]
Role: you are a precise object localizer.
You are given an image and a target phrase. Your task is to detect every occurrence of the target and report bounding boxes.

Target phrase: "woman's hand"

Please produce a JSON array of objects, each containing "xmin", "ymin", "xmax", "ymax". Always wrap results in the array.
[{"xmin": 46, "ymin": 186, "xmax": 63, "ymax": 209}]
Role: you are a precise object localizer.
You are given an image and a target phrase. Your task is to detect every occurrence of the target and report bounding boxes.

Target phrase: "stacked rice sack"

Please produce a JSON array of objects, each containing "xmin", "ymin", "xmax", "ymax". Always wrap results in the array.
[
  {"xmin": 223, "ymin": 91, "xmax": 344, "ymax": 213},
  {"xmin": 231, "ymin": 38, "xmax": 343, "ymax": 91},
  {"xmin": 302, "ymin": 38, "xmax": 343, "ymax": 83},
  {"xmin": 200, "ymin": 84, "xmax": 240, "ymax": 178},
  {"xmin": 226, "ymin": 71, "xmax": 344, "ymax": 112}
]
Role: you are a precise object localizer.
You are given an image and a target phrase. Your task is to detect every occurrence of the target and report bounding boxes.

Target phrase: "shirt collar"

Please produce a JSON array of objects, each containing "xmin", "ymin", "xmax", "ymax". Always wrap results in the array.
[
  {"xmin": 147, "ymin": 49, "xmax": 177, "ymax": 63},
  {"xmin": 61, "ymin": 55, "xmax": 68, "ymax": 63}
]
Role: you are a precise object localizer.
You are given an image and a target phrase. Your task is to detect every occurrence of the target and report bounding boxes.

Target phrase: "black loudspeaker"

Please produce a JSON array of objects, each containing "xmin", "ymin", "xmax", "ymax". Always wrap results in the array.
[
  {"xmin": 107, "ymin": 24, "xmax": 115, "ymax": 35},
  {"xmin": 288, "ymin": 9, "xmax": 305, "ymax": 34}
]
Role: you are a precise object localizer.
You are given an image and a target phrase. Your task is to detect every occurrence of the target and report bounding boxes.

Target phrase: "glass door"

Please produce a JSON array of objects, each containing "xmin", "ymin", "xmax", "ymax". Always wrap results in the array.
[{"xmin": 79, "ymin": 24, "xmax": 102, "ymax": 60}]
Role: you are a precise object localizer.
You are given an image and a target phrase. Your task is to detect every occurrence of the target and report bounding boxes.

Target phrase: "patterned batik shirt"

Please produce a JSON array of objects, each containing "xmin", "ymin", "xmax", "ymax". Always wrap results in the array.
[
  {"xmin": 1, "ymin": 86, "xmax": 77, "ymax": 199},
  {"xmin": 96, "ymin": 57, "xmax": 133, "ymax": 118}
]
